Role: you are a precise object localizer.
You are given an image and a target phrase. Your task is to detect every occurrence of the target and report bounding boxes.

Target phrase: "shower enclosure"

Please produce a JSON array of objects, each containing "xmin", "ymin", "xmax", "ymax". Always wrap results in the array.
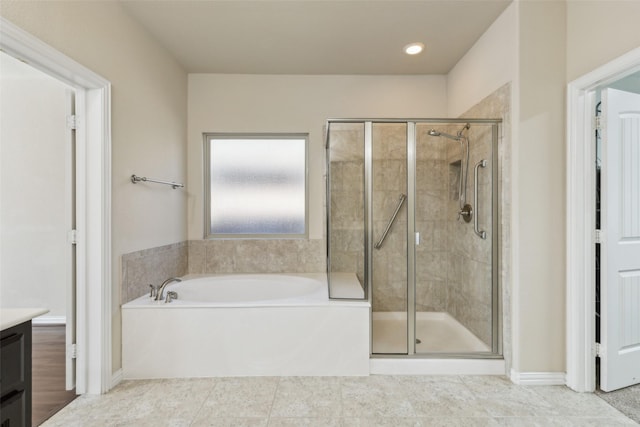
[{"xmin": 326, "ymin": 119, "xmax": 501, "ymax": 357}]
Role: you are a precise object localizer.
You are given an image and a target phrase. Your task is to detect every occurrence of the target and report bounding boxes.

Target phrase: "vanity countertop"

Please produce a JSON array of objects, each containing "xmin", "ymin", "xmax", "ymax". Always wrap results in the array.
[{"xmin": 0, "ymin": 308, "xmax": 49, "ymax": 331}]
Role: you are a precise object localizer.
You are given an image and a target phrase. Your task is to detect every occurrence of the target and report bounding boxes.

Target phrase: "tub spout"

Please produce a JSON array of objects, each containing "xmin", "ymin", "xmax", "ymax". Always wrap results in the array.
[{"xmin": 155, "ymin": 277, "xmax": 182, "ymax": 301}]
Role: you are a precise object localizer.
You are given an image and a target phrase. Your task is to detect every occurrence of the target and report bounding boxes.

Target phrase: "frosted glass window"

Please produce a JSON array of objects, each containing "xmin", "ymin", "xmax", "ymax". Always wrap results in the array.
[{"xmin": 204, "ymin": 134, "xmax": 307, "ymax": 238}]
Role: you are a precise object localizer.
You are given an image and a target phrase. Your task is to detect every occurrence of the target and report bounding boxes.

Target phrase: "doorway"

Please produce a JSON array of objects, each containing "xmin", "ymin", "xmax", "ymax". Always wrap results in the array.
[
  {"xmin": 566, "ymin": 47, "xmax": 640, "ymax": 394},
  {"xmin": 0, "ymin": 17, "xmax": 112, "ymax": 395},
  {"xmin": 0, "ymin": 50, "xmax": 78, "ymax": 424}
]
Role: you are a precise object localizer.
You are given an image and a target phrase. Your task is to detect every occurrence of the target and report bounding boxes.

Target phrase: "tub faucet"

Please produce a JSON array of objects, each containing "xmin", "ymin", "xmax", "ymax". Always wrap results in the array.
[{"xmin": 155, "ymin": 277, "xmax": 182, "ymax": 301}]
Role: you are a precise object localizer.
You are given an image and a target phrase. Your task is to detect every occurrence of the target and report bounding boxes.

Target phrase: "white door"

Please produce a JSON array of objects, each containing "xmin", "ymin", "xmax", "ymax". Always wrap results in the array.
[
  {"xmin": 65, "ymin": 90, "xmax": 77, "ymax": 391},
  {"xmin": 600, "ymin": 88, "xmax": 640, "ymax": 392}
]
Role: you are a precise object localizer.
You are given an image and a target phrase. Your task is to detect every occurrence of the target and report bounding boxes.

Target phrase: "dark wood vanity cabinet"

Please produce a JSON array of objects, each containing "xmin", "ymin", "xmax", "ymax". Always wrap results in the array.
[{"xmin": 1, "ymin": 321, "xmax": 32, "ymax": 427}]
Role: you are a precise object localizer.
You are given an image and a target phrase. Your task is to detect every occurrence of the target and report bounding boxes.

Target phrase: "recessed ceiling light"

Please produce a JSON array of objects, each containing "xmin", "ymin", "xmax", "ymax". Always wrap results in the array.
[{"xmin": 403, "ymin": 42, "xmax": 425, "ymax": 55}]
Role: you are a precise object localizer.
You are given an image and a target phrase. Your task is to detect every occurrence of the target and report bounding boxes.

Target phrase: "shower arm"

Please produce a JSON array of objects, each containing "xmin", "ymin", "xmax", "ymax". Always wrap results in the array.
[{"xmin": 374, "ymin": 193, "xmax": 406, "ymax": 250}]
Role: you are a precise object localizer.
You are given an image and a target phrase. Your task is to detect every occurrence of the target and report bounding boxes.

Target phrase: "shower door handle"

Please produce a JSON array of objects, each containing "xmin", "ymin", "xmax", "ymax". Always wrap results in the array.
[
  {"xmin": 474, "ymin": 160, "xmax": 487, "ymax": 240},
  {"xmin": 374, "ymin": 193, "xmax": 406, "ymax": 249}
]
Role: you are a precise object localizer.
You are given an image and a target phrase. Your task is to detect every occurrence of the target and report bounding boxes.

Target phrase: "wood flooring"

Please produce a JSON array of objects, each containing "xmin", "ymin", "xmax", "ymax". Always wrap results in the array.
[{"xmin": 32, "ymin": 325, "xmax": 77, "ymax": 426}]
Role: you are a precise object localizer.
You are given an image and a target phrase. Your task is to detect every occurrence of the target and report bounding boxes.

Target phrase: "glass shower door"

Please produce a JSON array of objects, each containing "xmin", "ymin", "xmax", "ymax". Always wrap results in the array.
[
  {"xmin": 413, "ymin": 122, "xmax": 497, "ymax": 354},
  {"xmin": 371, "ymin": 122, "xmax": 408, "ymax": 354}
]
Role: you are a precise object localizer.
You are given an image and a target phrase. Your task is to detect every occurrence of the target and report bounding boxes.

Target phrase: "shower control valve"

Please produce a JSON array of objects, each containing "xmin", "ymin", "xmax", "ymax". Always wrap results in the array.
[{"xmin": 458, "ymin": 203, "xmax": 473, "ymax": 223}]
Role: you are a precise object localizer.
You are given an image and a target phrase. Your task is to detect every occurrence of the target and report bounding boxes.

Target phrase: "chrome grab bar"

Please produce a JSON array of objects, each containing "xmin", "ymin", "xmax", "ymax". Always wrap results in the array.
[
  {"xmin": 375, "ymin": 193, "xmax": 406, "ymax": 249},
  {"xmin": 474, "ymin": 160, "xmax": 487, "ymax": 239}
]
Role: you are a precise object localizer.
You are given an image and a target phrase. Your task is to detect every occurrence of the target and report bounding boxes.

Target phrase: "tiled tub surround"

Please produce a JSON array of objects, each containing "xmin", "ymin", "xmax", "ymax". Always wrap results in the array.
[
  {"xmin": 121, "ymin": 239, "xmax": 326, "ymax": 304},
  {"xmin": 121, "ymin": 241, "xmax": 188, "ymax": 304},
  {"xmin": 188, "ymin": 238, "xmax": 326, "ymax": 275}
]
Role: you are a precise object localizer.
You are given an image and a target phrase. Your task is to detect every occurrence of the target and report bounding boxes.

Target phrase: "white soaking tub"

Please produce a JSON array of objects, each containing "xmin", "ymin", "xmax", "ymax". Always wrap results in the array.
[{"xmin": 122, "ymin": 273, "xmax": 370, "ymax": 378}]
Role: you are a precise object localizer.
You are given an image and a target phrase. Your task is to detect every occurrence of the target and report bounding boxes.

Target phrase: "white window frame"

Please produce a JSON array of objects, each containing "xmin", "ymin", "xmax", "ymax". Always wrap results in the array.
[{"xmin": 203, "ymin": 133, "xmax": 309, "ymax": 239}]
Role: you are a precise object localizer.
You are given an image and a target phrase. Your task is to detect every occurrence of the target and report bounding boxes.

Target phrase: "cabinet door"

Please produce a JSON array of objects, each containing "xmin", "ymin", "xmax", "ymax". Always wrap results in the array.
[
  {"xmin": 0, "ymin": 390, "xmax": 26, "ymax": 427},
  {"xmin": 0, "ymin": 332, "xmax": 25, "ymax": 395}
]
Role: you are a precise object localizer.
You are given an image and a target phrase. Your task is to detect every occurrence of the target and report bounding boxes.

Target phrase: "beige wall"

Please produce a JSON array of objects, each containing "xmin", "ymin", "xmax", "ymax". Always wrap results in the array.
[
  {"xmin": 188, "ymin": 74, "xmax": 448, "ymax": 241},
  {"xmin": 3, "ymin": 0, "xmax": 637, "ymax": 381},
  {"xmin": 0, "ymin": 1, "xmax": 188, "ymax": 373},
  {"xmin": 447, "ymin": 1, "xmax": 570, "ymax": 374},
  {"xmin": 566, "ymin": 0, "xmax": 640, "ymax": 82},
  {"xmin": 516, "ymin": 1, "xmax": 567, "ymax": 373},
  {"xmin": 446, "ymin": 2, "xmax": 517, "ymax": 118}
]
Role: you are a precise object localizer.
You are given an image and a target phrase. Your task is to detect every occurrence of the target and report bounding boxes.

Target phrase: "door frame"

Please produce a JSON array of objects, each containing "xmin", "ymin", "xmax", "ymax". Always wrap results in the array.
[
  {"xmin": 0, "ymin": 18, "xmax": 112, "ymax": 394},
  {"xmin": 566, "ymin": 46, "xmax": 640, "ymax": 392}
]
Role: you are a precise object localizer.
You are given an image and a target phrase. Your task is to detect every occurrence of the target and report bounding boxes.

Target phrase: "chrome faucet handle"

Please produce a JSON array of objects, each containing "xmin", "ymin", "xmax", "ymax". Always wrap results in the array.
[
  {"xmin": 165, "ymin": 291, "xmax": 178, "ymax": 303},
  {"xmin": 149, "ymin": 284, "xmax": 158, "ymax": 298}
]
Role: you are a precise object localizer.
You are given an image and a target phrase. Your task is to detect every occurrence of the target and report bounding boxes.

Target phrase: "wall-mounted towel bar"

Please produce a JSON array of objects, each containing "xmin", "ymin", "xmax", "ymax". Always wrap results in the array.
[{"xmin": 131, "ymin": 174, "xmax": 184, "ymax": 189}]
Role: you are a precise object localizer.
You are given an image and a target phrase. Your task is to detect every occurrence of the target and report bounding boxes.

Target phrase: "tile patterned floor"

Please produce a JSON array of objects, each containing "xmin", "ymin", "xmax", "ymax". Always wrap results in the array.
[{"xmin": 42, "ymin": 376, "xmax": 637, "ymax": 426}]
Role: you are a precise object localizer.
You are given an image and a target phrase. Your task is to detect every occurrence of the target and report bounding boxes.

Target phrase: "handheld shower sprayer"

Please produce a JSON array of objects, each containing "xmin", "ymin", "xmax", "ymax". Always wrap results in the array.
[{"xmin": 428, "ymin": 123, "xmax": 472, "ymax": 222}]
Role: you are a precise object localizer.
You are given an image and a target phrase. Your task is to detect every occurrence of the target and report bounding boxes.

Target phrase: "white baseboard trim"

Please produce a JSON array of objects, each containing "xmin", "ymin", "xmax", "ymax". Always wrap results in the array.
[
  {"xmin": 510, "ymin": 369, "xmax": 566, "ymax": 385},
  {"xmin": 370, "ymin": 358, "xmax": 506, "ymax": 376},
  {"xmin": 111, "ymin": 369, "xmax": 123, "ymax": 390},
  {"xmin": 32, "ymin": 316, "xmax": 66, "ymax": 325}
]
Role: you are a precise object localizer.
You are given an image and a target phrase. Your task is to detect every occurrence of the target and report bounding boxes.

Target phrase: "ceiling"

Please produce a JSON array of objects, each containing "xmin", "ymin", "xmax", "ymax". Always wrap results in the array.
[{"xmin": 120, "ymin": 0, "xmax": 512, "ymax": 75}]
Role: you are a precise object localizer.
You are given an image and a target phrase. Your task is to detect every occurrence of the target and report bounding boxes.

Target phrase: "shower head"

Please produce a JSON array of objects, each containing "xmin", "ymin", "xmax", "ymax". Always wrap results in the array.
[{"xmin": 428, "ymin": 129, "xmax": 461, "ymax": 141}]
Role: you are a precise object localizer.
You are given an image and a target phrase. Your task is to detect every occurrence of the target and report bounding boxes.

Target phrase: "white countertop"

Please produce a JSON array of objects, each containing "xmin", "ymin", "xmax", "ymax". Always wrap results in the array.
[{"xmin": 0, "ymin": 308, "xmax": 49, "ymax": 331}]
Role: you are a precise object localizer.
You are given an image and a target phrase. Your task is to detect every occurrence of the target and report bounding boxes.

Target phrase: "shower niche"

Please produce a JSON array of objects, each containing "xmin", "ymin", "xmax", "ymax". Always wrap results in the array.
[{"xmin": 326, "ymin": 119, "xmax": 501, "ymax": 357}]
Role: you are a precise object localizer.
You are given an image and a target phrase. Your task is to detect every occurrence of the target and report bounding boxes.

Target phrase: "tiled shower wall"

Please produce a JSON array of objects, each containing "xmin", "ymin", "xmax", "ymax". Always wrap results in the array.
[
  {"xmin": 371, "ymin": 124, "xmax": 409, "ymax": 312},
  {"xmin": 328, "ymin": 124, "xmax": 365, "ymax": 285},
  {"xmin": 326, "ymin": 84, "xmax": 511, "ymax": 350},
  {"xmin": 414, "ymin": 127, "xmax": 450, "ymax": 314},
  {"xmin": 442, "ymin": 122, "xmax": 494, "ymax": 346},
  {"xmin": 461, "ymin": 83, "xmax": 512, "ymax": 359}
]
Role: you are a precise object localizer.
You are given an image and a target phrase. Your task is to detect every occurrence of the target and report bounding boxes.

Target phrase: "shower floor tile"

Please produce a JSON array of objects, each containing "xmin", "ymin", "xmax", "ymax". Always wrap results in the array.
[{"xmin": 372, "ymin": 311, "xmax": 490, "ymax": 354}]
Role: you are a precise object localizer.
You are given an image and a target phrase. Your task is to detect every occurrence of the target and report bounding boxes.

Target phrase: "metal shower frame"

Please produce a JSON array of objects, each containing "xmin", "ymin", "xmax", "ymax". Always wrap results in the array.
[{"xmin": 325, "ymin": 118, "xmax": 502, "ymax": 358}]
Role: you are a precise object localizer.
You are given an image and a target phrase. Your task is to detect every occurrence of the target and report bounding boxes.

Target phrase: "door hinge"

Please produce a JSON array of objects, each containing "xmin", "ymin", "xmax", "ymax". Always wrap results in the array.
[
  {"xmin": 66, "ymin": 114, "xmax": 77, "ymax": 130},
  {"xmin": 68, "ymin": 343, "xmax": 77, "ymax": 359},
  {"xmin": 68, "ymin": 229, "xmax": 78, "ymax": 245},
  {"xmin": 595, "ymin": 229, "xmax": 602, "ymax": 244},
  {"xmin": 595, "ymin": 342, "xmax": 602, "ymax": 358}
]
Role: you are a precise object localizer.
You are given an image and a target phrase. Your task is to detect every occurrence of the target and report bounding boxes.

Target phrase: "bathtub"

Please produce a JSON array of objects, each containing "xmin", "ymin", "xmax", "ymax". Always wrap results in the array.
[{"xmin": 122, "ymin": 273, "xmax": 370, "ymax": 378}]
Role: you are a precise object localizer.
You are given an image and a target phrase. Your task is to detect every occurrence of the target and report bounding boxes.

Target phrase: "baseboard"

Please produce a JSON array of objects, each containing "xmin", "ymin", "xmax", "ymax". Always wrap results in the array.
[
  {"xmin": 510, "ymin": 369, "xmax": 566, "ymax": 385},
  {"xmin": 32, "ymin": 315, "xmax": 66, "ymax": 325},
  {"xmin": 111, "ymin": 368, "xmax": 123, "ymax": 390}
]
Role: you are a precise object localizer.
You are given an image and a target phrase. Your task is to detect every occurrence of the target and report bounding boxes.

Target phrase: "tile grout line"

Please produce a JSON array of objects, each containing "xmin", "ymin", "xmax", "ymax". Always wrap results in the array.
[
  {"xmin": 266, "ymin": 376, "xmax": 282, "ymax": 425},
  {"xmin": 339, "ymin": 376, "xmax": 345, "ymax": 420},
  {"xmin": 188, "ymin": 378, "xmax": 218, "ymax": 427}
]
